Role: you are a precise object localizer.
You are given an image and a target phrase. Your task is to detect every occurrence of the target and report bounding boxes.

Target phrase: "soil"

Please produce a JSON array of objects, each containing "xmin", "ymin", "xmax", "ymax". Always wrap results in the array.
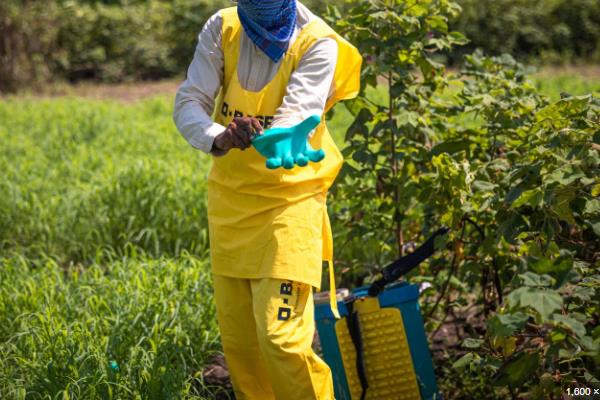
[
  {"xmin": 198, "ymin": 353, "xmax": 234, "ymax": 400},
  {"xmin": 2, "ymin": 79, "xmax": 181, "ymax": 103}
]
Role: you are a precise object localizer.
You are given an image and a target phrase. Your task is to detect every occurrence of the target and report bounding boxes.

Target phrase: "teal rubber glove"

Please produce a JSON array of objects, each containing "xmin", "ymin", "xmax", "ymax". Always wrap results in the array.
[{"xmin": 251, "ymin": 115, "xmax": 325, "ymax": 170}]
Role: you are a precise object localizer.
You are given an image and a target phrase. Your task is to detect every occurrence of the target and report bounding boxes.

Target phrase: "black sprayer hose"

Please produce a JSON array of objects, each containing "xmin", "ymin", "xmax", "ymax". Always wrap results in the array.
[{"xmin": 368, "ymin": 227, "xmax": 450, "ymax": 297}]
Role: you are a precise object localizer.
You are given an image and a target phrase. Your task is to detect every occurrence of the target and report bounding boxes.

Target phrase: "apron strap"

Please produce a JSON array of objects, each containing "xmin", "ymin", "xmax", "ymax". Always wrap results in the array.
[{"xmin": 322, "ymin": 206, "xmax": 340, "ymax": 319}]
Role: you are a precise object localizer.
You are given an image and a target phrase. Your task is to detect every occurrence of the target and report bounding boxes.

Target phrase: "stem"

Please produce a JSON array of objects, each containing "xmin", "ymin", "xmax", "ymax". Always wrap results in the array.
[
  {"xmin": 388, "ymin": 71, "xmax": 403, "ymax": 257},
  {"xmin": 492, "ymin": 256, "xmax": 503, "ymax": 305},
  {"xmin": 508, "ymin": 385, "xmax": 517, "ymax": 400},
  {"xmin": 481, "ymin": 263, "xmax": 490, "ymax": 317},
  {"xmin": 426, "ymin": 221, "xmax": 467, "ymax": 319},
  {"xmin": 426, "ymin": 250, "xmax": 457, "ymax": 319},
  {"xmin": 429, "ymin": 302, "xmax": 452, "ymax": 341},
  {"xmin": 463, "ymin": 216, "xmax": 503, "ymax": 307}
]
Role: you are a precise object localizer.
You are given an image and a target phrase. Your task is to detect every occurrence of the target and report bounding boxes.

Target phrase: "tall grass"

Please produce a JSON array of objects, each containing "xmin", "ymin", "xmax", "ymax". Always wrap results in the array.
[
  {"xmin": 0, "ymin": 254, "xmax": 222, "ymax": 399},
  {"xmin": 0, "ymin": 98, "xmax": 210, "ymax": 264},
  {"xmin": 0, "ymin": 97, "xmax": 224, "ymax": 398}
]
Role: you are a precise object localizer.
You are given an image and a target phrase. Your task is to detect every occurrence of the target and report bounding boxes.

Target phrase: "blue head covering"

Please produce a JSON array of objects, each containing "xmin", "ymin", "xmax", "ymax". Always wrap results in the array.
[{"xmin": 237, "ymin": 0, "xmax": 297, "ymax": 63}]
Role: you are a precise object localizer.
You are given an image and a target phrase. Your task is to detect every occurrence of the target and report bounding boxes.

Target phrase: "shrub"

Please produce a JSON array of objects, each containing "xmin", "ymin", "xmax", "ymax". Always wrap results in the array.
[
  {"xmin": 328, "ymin": 1, "xmax": 599, "ymax": 397},
  {"xmin": 451, "ymin": 0, "xmax": 600, "ymax": 64},
  {"xmin": 0, "ymin": 0, "xmax": 346, "ymax": 92}
]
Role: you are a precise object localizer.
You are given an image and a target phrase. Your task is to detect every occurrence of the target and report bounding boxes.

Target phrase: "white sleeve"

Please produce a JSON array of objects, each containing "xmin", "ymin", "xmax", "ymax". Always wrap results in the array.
[
  {"xmin": 173, "ymin": 12, "xmax": 226, "ymax": 154},
  {"xmin": 271, "ymin": 37, "xmax": 338, "ymax": 137}
]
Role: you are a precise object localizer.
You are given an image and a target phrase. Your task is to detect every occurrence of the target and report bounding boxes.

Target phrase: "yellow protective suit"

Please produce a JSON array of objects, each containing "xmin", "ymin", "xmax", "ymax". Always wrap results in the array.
[{"xmin": 207, "ymin": 7, "xmax": 361, "ymax": 400}]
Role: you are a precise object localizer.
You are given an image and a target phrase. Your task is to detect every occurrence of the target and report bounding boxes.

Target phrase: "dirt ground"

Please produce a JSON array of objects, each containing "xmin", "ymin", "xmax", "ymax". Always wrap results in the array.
[
  {"xmin": 533, "ymin": 64, "xmax": 600, "ymax": 78},
  {"xmin": 4, "ymin": 79, "xmax": 182, "ymax": 103}
]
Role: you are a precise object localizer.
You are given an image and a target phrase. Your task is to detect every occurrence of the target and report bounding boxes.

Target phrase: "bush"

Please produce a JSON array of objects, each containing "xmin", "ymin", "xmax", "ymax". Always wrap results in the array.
[
  {"xmin": 328, "ymin": 1, "xmax": 599, "ymax": 397},
  {"xmin": 451, "ymin": 0, "xmax": 600, "ymax": 64},
  {"xmin": 0, "ymin": 0, "xmax": 228, "ymax": 91},
  {"xmin": 4, "ymin": 0, "xmax": 597, "ymax": 92},
  {"xmin": 0, "ymin": 1, "xmax": 60, "ymax": 92},
  {"xmin": 0, "ymin": 0, "xmax": 347, "ymax": 92}
]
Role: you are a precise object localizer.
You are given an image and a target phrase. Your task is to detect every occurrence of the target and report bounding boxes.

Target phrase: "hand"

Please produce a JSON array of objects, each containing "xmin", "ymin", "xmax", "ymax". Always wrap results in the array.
[{"xmin": 213, "ymin": 117, "xmax": 263, "ymax": 152}]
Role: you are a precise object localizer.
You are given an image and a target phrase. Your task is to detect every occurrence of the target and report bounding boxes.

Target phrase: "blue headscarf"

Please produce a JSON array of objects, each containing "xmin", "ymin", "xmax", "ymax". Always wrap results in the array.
[{"xmin": 237, "ymin": 0, "xmax": 297, "ymax": 63}]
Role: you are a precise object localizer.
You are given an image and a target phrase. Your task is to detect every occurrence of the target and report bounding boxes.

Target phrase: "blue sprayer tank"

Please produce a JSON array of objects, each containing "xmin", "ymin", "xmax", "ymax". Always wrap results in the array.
[{"xmin": 314, "ymin": 282, "xmax": 439, "ymax": 400}]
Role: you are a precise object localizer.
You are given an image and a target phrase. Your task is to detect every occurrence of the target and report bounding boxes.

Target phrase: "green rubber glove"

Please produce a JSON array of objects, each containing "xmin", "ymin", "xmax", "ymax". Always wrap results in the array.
[{"xmin": 251, "ymin": 115, "xmax": 325, "ymax": 170}]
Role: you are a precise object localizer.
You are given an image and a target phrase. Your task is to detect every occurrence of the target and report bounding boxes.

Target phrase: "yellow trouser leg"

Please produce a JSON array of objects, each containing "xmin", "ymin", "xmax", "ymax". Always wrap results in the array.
[
  {"xmin": 251, "ymin": 278, "xmax": 335, "ymax": 400},
  {"xmin": 213, "ymin": 275, "xmax": 275, "ymax": 400}
]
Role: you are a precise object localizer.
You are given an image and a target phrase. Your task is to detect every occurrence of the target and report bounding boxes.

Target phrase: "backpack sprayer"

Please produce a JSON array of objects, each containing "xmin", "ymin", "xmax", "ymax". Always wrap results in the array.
[
  {"xmin": 252, "ymin": 115, "xmax": 448, "ymax": 399},
  {"xmin": 315, "ymin": 227, "xmax": 449, "ymax": 400}
]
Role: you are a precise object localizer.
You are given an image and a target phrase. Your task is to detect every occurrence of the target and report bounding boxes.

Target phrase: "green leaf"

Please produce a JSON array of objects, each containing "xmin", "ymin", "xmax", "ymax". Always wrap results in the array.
[
  {"xmin": 498, "ymin": 213, "xmax": 528, "ymax": 243},
  {"xmin": 505, "ymin": 185, "xmax": 525, "ymax": 205},
  {"xmin": 551, "ymin": 314, "xmax": 586, "ymax": 339},
  {"xmin": 547, "ymin": 167, "xmax": 585, "ymax": 186},
  {"xmin": 584, "ymin": 199, "xmax": 600, "ymax": 215},
  {"xmin": 519, "ymin": 272, "xmax": 553, "ymax": 287},
  {"xmin": 591, "ymin": 221, "xmax": 600, "ymax": 236},
  {"xmin": 448, "ymin": 31, "xmax": 469, "ymax": 45},
  {"xmin": 431, "ymin": 140, "xmax": 472, "ymax": 156},
  {"xmin": 452, "ymin": 352, "xmax": 475, "ymax": 369},
  {"xmin": 487, "ymin": 312, "xmax": 529, "ymax": 337},
  {"xmin": 345, "ymin": 108, "xmax": 373, "ymax": 141},
  {"xmin": 507, "ymin": 287, "xmax": 563, "ymax": 321},
  {"xmin": 462, "ymin": 338, "xmax": 484, "ymax": 349},
  {"xmin": 529, "ymin": 256, "xmax": 573, "ymax": 275},
  {"xmin": 473, "ymin": 180, "xmax": 497, "ymax": 192},
  {"xmin": 426, "ymin": 15, "xmax": 448, "ymax": 32},
  {"xmin": 395, "ymin": 110, "xmax": 419, "ymax": 128},
  {"xmin": 493, "ymin": 351, "xmax": 540, "ymax": 386},
  {"xmin": 552, "ymin": 188, "xmax": 577, "ymax": 225},
  {"xmin": 512, "ymin": 188, "xmax": 543, "ymax": 208}
]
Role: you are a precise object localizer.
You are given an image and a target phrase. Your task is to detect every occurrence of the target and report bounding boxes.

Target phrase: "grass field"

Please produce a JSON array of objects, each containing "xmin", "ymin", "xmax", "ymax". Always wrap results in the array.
[{"xmin": 1, "ymin": 68, "xmax": 599, "ymax": 399}]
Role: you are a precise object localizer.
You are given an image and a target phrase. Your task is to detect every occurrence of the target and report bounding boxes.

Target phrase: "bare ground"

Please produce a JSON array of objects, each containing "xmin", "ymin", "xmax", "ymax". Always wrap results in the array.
[
  {"xmin": 2, "ymin": 79, "xmax": 182, "ymax": 103},
  {"xmin": 532, "ymin": 64, "xmax": 600, "ymax": 78}
]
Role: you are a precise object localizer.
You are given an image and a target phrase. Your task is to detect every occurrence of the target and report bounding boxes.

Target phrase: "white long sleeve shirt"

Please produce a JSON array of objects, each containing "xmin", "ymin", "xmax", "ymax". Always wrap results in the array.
[{"xmin": 173, "ymin": 2, "xmax": 338, "ymax": 155}]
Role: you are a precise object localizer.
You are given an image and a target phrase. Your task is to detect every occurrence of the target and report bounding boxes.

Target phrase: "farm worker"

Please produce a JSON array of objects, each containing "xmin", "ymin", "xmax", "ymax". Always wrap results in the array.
[{"xmin": 173, "ymin": 1, "xmax": 361, "ymax": 399}]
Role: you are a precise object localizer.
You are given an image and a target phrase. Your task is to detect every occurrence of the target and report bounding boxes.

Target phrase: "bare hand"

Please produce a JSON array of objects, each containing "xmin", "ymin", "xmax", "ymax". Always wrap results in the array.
[{"xmin": 213, "ymin": 117, "xmax": 263, "ymax": 152}]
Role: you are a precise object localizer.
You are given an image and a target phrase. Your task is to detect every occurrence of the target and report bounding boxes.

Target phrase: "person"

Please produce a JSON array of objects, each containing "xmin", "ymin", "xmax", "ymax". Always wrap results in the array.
[{"xmin": 173, "ymin": 1, "xmax": 361, "ymax": 398}]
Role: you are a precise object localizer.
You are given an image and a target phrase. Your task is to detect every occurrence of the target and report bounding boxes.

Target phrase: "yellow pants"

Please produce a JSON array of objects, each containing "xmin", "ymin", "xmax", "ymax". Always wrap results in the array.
[{"xmin": 212, "ymin": 275, "xmax": 334, "ymax": 400}]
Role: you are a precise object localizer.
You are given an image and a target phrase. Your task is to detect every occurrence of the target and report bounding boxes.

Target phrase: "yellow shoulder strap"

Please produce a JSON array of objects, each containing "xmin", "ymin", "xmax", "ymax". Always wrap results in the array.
[
  {"xmin": 293, "ymin": 19, "xmax": 363, "ymax": 112},
  {"xmin": 220, "ymin": 7, "xmax": 241, "ymax": 86},
  {"xmin": 322, "ymin": 208, "xmax": 341, "ymax": 319}
]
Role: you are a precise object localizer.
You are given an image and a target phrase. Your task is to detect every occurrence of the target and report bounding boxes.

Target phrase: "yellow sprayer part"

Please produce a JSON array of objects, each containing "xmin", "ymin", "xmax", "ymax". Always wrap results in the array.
[{"xmin": 335, "ymin": 297, "xmax": 422, "ymax": 400}]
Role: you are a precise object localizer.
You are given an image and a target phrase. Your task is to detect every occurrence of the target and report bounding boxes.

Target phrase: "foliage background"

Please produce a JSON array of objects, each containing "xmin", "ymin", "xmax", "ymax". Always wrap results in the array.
[
  {"xmin": 0, "ymin": 0, "xmax": 344, "ymax": 92},
  {"xmin": 325, "ymin": 1, "xmax": 599, "ymax": 397},
  {"xmin": 2, "ymin": 0, "xmax": 600, "ymax": 91}
]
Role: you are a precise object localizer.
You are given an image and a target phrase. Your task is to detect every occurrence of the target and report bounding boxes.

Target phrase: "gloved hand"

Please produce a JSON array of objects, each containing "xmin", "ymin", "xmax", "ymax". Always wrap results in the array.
[
  {"xmin": 251, "ymin": 115, "xmax": 325, "ymax": 170},
  {"xmin": 213, "ymin": 117, "xmax": 263, "ymax": 153}
]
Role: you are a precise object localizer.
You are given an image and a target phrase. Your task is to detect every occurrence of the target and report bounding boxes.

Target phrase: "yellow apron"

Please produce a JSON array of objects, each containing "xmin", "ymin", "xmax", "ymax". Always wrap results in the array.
[{"xmin": 207, "ymin": 7, "xmax": 361, "ymax": 309}]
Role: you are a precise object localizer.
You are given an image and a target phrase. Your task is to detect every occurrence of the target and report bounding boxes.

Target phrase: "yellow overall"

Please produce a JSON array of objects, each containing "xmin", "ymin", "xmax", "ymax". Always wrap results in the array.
[{"xmin": 207, "ymin": 7, "xmax": 361, "ymax": 400}]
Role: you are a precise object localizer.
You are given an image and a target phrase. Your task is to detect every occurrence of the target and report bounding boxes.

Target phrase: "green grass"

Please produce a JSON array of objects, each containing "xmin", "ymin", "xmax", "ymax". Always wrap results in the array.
[
  {"xmin": 0, "ymin": 255, "xmax": 222, "ymax": 399},
  {"xmin": 532, "ymin": 70, "xmax": 600, "ymax": 100},
  {"xmin": 0, "ymin": 98, "xmax": 211, "ymax": 263},
  {"xmin": 1, "ymin": 70, "xmax": 598, "ymax": 399},
  {"xmin": 0, "ymin": 98, "xmax": 223, "ymax": 399}
]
